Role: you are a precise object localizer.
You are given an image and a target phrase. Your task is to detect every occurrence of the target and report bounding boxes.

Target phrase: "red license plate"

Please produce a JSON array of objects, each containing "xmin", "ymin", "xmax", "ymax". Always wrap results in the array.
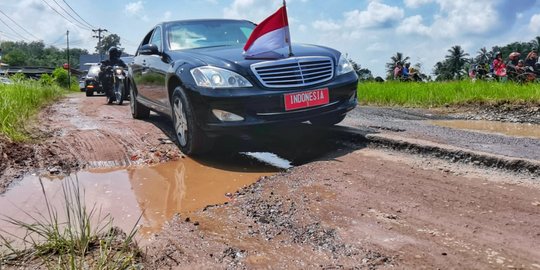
[{"xmin": 284, "ymin": 88, "xmax": 329, "ymax": 111}]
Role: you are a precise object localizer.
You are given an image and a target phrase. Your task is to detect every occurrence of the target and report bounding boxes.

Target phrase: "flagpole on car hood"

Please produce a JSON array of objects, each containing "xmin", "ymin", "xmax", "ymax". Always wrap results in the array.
[{"xmin": 283, "ymin": 0, "xmax": 293, "ymax": 57}]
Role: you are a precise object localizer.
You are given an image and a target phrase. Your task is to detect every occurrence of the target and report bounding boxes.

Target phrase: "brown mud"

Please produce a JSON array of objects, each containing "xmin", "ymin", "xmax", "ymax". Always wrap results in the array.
[{"xmin": 1, "ymin": 94, "xmax": 539, "ymax": 269}]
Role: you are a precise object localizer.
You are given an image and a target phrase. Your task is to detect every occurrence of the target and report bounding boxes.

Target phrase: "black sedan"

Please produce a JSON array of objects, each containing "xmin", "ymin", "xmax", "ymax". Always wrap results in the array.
[{"xmin": 128, "ymin": 19, "xmax": 358, "ymax": 155}]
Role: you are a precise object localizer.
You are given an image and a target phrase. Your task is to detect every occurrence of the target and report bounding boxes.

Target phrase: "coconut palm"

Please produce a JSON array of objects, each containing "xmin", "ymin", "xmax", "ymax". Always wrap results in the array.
[
  {"xmin": 385, "ymin": 52, "xmax": 410, "ymax": 79},
  {"xmin": 444, "ymin": 45, "xmax": 469, "ymax": 79},
  {"xmin": 530, "ymin": 36, "xmax": 540, "ymax": 52},
  {"xmin": 475, "ymin": 47, "xmax": 491, "ymax": 64}
]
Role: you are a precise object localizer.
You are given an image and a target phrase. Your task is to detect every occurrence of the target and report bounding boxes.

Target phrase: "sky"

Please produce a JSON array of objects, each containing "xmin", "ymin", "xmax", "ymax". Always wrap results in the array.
[{"xmin": 0, "ymin": 0, "xmax": 539, "ymax": 77}]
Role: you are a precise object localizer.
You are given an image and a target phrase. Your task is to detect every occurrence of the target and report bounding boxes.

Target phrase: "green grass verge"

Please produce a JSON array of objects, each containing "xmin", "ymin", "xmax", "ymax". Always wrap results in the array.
[
  {"xmin": 0, "ymin": 177, "xmax": 142, "ymax": 269},
  {"xmin": 358, "ymin": 81, "xmax": 540, "ymax": 107},
  {"xmin": 0, "ymin": 80, "xmax": 66, "ymax": 141}
]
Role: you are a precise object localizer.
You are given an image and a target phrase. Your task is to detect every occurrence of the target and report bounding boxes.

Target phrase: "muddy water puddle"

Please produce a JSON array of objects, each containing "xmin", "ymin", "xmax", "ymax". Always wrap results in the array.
[
  {"xmin": 0, "ymin": 155, "xmax": 278, "ymax": 238},
  {"xmin": 430, "ymin": 120, "xmax": 540, "ymax": 139}
]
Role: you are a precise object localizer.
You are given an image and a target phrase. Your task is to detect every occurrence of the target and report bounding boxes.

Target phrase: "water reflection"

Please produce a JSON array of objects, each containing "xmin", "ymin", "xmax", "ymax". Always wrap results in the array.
[
  {"xmin": 430, "ymin": 120, "xmax": 540, "ymax": 139},
  {"xmin": 0, "ymin": 157, "xmax": 275, "ymax": 237}
]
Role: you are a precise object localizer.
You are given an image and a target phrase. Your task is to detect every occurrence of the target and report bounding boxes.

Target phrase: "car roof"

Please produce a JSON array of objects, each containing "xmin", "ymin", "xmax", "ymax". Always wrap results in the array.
[{"xmin": 160, "ymin": 18, "xmax": 253, "ymax": 27}]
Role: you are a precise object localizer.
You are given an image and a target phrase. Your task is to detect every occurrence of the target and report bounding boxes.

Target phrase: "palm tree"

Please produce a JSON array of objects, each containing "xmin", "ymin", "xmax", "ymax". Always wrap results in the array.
[
  {"xmin": 445, "ymin": 45, "xmax": 469, "ymax": 79},
  {"xmin": 475, "ymin": 47, "xmax": 491, "ymax": 64},
  {"xmin": 385, "ymin": 52, "xmax": 410, "ymax": 79},
  {"xmin": 530, "ymin": 36, "xmax": 540, "ymax": 52}
]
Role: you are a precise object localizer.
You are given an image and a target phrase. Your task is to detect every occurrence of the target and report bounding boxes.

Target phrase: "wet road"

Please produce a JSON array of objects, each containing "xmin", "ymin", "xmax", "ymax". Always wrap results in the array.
[{"xmin": 342, "ymin": 106, "xmax": 540, "ymax": 161}]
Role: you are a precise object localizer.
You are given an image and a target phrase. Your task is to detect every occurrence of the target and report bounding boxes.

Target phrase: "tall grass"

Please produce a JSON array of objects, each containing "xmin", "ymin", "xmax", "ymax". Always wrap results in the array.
[
  {"xmin": 0, "ymin": 177, "xmax": 142, "ymax": 269},
  {"xmin": 0, "ymin": 80, "xmax": 65, "ymax": 141},
  {"xmin": 358, "ymin": 80, "xmax": 540, "ymax": 107}
]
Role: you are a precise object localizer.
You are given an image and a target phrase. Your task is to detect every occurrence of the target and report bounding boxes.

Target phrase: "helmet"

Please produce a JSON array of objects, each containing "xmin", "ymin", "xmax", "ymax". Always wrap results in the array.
[
  {"xmin": 509, "ymin": 52, "xmax": 521, "ymax": 60},
  {"xmin": 108, "ymin": 46, "xmax": 122, "ymax": 60},
  {"xmin": 495, "ymin": 51, "xmax": 502, "ymax": 57}
]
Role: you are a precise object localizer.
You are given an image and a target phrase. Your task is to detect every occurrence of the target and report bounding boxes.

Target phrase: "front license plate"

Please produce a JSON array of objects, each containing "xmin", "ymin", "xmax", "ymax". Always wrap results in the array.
[{"xmin": 284, "ymin": 88, "xmax": 329, "ymax": 111}]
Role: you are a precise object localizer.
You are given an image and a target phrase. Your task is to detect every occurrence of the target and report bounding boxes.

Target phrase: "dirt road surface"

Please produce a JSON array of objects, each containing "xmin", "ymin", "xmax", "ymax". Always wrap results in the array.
[{"xmin": 1, "ymin": 94, "xmax": 539, "ymax": 269}]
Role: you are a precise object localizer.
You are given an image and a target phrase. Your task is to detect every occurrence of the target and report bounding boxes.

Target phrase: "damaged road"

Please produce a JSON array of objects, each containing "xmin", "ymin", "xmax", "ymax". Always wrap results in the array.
[{"xmin": 1, "ymin": 94, "xmax": 539, "ymax": 269}]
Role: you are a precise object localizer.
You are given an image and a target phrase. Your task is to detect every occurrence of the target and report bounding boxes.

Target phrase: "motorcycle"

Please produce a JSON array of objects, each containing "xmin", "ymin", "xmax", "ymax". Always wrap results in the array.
[{"xmin": 102, "ymin": 65, "xmax": 127, "ymax": 105}]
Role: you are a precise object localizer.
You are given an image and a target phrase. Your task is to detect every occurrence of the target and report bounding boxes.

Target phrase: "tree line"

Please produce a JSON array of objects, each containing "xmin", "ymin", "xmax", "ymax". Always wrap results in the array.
[
  {"xmin": 0, "ymin": 34, "xmax": 122, "ymax": 68},
  {"xmin": 387, "ymin": 36, "xmax": 540, "ymax": 81}
]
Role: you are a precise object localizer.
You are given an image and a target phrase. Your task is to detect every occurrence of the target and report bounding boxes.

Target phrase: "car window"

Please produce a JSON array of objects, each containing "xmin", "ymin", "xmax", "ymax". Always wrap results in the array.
[
  {"xmin": 149, "ymin": 27, "xmax": 162, "ymax": 51},
  {"xmin": 167, "ymin": 21, "xmax": 255, "ymax": 50},
  {"xmin": 87, "ymin": 65, "xmax": 100, "ymax": 77}
]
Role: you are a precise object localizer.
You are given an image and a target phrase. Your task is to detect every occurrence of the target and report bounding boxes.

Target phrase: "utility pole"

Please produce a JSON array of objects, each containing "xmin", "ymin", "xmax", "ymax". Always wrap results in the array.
[
  {"xmin": 67, "ymin": 30, "xmax": 71, "ymax": 89},
  {"xmin": 92, "ymin": 28, "xmax": 108, "ymax": 61}
]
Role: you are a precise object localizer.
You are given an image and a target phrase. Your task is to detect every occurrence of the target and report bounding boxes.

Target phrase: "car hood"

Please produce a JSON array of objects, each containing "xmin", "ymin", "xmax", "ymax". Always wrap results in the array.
[{"xmin": 168, "ymin": 44, "xmax": 340, "ymax": 71}]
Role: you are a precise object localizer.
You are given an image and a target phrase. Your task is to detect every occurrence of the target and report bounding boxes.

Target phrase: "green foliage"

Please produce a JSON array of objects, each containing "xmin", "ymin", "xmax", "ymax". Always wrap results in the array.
[
  {"xmin": 0, "ymin": 41, "xmax": 88, "ymax": 68},
  {"xmin": 9, "ymin": 73, "xmax": 27, "ymax": 83},
  {"xmin": 52, "ymin": 67, "xmax": 70, "ymax": 88},
  {"xmin": 358, "ymin": 81, "xmax": 540, "ymax": 107},
  {"xmin": 96, "ymin": 34, "xmax": 122, "ymax": 56},
  {"xmin": 39, "ymin": 74, "xmax": 55, "ymax": 86},
  {"xmin": 0, "ymin": 178, "xmax": 142, "ymax": 269},
  {"xmin": 348, "ymin": 58, "xmax": 373, "ymax": 81},
  {"xmin": 0, "ymin": 79, "xmax": 65, "ymax": 140}
]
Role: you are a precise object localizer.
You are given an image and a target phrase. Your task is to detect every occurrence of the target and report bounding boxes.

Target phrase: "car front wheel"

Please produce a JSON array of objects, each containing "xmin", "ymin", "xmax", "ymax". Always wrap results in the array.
[{"xmin": 171, "ymin": 87, "xmax": 212, "ymax": 155}]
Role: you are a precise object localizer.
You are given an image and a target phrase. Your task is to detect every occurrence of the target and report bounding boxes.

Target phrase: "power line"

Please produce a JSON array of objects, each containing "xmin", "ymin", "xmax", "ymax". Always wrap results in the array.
[
  {"xmin": 61, "ymin": 0, "xmax": 95, "ymax": 29},
  {"xmin": 0, "ymin": 16, "xmax": 30, "ymax": 41},
  {"xmin": 41, "ymin": 0, "xmax": 91, "ymax": 31},
  {"xmin": 92, "ymin": 28, "xmax": 107, "ymax": 61},
  {"xmin": 0, "ymin": 9, "xmax": 41, "ymax": 40},
  {"xmin": 49, "ymin": 0, "xmax": 92, "ymax": 30}
]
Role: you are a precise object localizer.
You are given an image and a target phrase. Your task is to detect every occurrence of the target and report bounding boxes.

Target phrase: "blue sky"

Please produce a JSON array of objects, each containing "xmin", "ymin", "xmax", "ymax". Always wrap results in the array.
[{"xmin": 1, "ymin": 0, "xmax": 539, "ymax": 77}]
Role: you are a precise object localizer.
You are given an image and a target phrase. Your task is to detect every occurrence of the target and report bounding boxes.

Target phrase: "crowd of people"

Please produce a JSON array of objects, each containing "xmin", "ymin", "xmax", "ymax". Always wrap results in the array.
[
  {"xmin": 470, "ymin": 49, "xmax": 539, "ymax": 82},
  {"xmin": 393, "ymin": 62, "xmax": 422, "ymax": 81}
]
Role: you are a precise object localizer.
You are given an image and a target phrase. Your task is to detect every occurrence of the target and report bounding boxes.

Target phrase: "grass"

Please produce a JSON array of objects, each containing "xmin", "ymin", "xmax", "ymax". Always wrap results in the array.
[
  {"xmin": 358, "ymin": 80, "xmax": 540, "ymax": 107},
  {"xmin": 0, "ymin": 177, "xmax": 142, "ymax": 269},
  {"xmin": 0, "ymin": 80, "xmax": 66, "ymax": 141}
]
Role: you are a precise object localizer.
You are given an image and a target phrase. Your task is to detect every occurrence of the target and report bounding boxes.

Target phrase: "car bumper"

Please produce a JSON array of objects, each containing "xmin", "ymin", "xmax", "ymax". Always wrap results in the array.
[{"xmin": 185, "ymin": 73, "xmax": 358, "ymax": 134}]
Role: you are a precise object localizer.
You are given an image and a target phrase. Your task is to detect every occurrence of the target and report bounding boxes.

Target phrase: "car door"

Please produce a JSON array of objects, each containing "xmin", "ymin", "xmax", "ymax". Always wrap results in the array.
[{"xmin": 138, "ymin": 26, "xmax": 171, "ymax": 111}]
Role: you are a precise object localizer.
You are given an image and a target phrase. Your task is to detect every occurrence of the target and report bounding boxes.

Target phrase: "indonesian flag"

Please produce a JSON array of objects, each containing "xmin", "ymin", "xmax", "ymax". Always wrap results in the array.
[{"xmin": 243, "ymin": 5, "xmax": 291, "ymax": 58}]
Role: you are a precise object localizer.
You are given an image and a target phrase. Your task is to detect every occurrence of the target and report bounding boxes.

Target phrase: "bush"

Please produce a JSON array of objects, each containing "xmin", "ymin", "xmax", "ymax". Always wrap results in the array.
[
  {"xmin": 52, "ymin": 67, "xmax": 70, "ymax": 88},
  {"xmin": 39, "ymin": 74, "xmax": 55, "ymax": 86}
]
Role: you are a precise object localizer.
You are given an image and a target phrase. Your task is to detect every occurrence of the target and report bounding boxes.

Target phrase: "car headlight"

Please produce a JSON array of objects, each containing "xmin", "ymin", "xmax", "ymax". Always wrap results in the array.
[
  {"xmin": 336, "ymin": 54, "xmax": 354, "ymax": 76},
  {"xmin": 190, "ymin": 66, "xmax": 253, "ymax": 88}
]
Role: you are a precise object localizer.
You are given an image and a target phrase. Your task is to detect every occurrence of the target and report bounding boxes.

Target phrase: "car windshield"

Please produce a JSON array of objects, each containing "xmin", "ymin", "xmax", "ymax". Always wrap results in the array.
[
  {"xmin": 88, "ymin": 65, "xmax": 100, "ymax": 76},
  {"xmin": 167, "ymin": 20, "xmax": 255, "ymax": 50}
]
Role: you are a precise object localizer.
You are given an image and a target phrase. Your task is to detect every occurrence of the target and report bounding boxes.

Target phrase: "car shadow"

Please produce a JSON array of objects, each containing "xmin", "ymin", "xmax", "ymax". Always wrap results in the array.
[{"xmin": 141, "ymin": 112, "xmax": 372, "ymax": 170}]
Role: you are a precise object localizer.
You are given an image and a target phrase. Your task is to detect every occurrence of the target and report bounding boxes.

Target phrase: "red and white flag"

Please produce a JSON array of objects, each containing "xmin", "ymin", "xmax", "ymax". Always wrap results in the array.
[{"xmin": 243, "ymin": 4, "xmax": 291, "ymax": 58}]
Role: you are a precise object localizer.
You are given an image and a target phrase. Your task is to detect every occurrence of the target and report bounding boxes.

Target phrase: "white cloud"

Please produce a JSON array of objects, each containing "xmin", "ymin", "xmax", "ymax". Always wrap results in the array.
[
  {"xmin": 344, "ymin": 2, "xmax": 404, "ymax": 29},
  {"xmin": 397, "ymin": 15, "xmax": 430, "ymax": 36},
  {"xmin": 164, "ymin": 11, "xmax": 172, "ymax": 21},
  {"xmin": 223, "ymin": 0, "xmax": 279, "ymax": 22},
  {"xmin": 404, "ymin": 0, "xmax": 434, "ymax": 8},
  {"xmin": 312, "ymin": 20, "xmax": 341, "ymax": 32},
  {"xmin": 125, "ymin": 1, "xmax": 143, "ymax": 15},
  {"xmin": 6, "ymin": 0, "xmax": 94, "ymax": 50},
  {"xmin": 530, "ymin": 14, "xmax": 540, "ymax": 33},
  {"xmin": 431, "ymin": 0, "xmax": 498, "ymax": 36},
  {"xmin": 125, "ymin": 1, "xmax": 148, "ymax": 21}
]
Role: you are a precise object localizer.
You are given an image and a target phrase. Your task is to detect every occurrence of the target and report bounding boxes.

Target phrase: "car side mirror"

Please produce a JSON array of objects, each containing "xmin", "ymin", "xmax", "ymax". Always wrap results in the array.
[{"xmin": 139, "ymin": 44, "xmax": 160, "ymax": 56}]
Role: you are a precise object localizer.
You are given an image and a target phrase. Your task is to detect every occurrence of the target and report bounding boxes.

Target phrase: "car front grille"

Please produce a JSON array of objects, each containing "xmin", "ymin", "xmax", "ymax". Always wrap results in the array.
[{"xmin": 250, "ymin": 56, "xmax": 334, "ymax": 88}]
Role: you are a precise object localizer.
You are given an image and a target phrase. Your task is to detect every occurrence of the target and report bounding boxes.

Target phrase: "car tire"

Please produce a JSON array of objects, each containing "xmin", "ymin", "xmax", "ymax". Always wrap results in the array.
[
  {"xmin": 130, "ymin": 84, "xmax": 150, "ymax": 119},
  {"xmin": 310, "ymin": 113, "xmax": 346, "ymax": 126},
  {"xmin": 115, "ymin": 81, "xmax": 124, "ymax": 105},
  {"xmin": 171, "ymin": 86, "xmax": 213, "ymax": 155},
  {"xmin": 85, "ymin": 89, "xmax": 93, "ymax": 97}
]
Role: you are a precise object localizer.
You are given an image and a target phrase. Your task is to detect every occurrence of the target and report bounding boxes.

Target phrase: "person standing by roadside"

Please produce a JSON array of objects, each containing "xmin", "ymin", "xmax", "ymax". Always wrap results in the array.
[
  {"xmin": 493, "ymin": 52, "xmax": 507, "ymax": 81},
  {"xmin": 525, "ymin": 50, "xmax": 538, "ymax": 74},
  {"xmin": 393, "ymin": 62, "xmax": 403, "ymax": 80}
]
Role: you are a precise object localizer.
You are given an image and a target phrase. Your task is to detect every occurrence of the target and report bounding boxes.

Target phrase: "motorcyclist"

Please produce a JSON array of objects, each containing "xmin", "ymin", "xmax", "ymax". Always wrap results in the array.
[
  {"xmin": 524, "ymin": 50, "xmax": 538, "ymax": 74},
  {"xmin": 99, "ymin": 47, "xmax": 127, "ymax": 99},
  {"xmin": 492, "ymin": 52, "xmax": 507, "ymax": 81},
  {"xmin": 506, "ymin": 51, "xmax": 524, "ymax": 80}
]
